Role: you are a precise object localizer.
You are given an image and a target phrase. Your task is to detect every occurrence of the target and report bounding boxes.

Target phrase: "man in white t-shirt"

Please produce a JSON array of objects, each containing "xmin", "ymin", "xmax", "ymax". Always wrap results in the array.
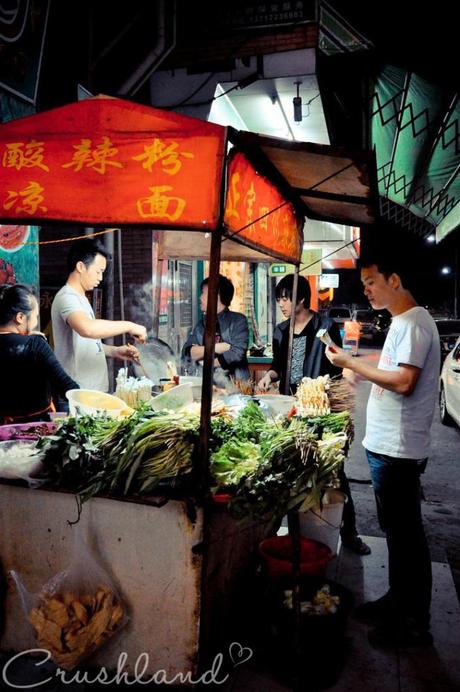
[
  {"xmin": 326, "ymin": 250, "xmax": 439, "ymax": 649},
  {"xmin": 51, "ymin": 238, "xmax": 147, "ymax": 394}
]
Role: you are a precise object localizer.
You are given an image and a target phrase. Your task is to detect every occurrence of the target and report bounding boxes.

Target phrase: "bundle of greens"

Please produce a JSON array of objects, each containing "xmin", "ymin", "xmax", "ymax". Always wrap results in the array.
[
  {"xmin": 38, "ymin": 414, "xmax": 113, "ymax": 490},
  {"xmin": 38, "ymin": 397, "xmax": 353, "ymax": 522},
  {"xmin": 229, "ymin": 422, "xmax": 320, "ymax": 522},
  {"xmin": 227, "ymin": 412, "xmax": 351, "ymax": 522},
  {"xmin": 298, "ymin": 411, "xmax": 354, "ymax": 444},
  {"xmin": 211, "ymin": 439, "xmax": 261, "ymax": 487},
  {"xmin": 108, "ymin": 411, "xmax": 199, "ymax": 496},
  {"xmin": 39, "ymin": 405, "xmax": 200, "ymax": 503}
]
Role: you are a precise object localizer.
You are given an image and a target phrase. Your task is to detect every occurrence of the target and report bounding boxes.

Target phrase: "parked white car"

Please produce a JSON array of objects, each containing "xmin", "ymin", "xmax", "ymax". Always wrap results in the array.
[{"xmin": 440, "ymin": 336, "xmax": 460, "ymax": 427}]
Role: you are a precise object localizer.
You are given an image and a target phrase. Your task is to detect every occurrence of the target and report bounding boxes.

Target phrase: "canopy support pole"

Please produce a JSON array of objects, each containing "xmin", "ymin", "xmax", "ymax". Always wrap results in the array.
[
  {"xmin": 284, "ymin": 267, "xmax": 299, "ymax": 395},
  {"xmin": 197, "ymin": 226, "xmax": 222, "ymax": 494},
  {"xmin": 287, "ymin": 509, "xmax": 303, "ymax": 692}
]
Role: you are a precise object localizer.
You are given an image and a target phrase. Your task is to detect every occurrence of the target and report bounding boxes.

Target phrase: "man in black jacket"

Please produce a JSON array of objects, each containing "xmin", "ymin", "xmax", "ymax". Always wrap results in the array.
[
  {"xmin": 181, "ymin": 274, "xmax": 250, "ymax": 382},
  {"xmin": 259, "ymin": 274, "xmax": 370, "ymax": 556},
  {"xmin": 259, "ymin": 276, "xmax": 342, "ymax": 394}
]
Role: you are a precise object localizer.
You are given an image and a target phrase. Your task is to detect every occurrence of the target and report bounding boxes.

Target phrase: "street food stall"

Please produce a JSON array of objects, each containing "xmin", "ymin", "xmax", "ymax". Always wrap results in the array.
[{"xmin": 0, "ymin": 96, "xmax": 378, "ymax": 678}]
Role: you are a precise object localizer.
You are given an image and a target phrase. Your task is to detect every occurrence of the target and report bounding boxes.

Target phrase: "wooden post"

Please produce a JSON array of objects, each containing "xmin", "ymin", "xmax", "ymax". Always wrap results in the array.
[
  {"xmin": 286, "ymin": 265, "xmax": 302, "ymax": 689},
  {"xmin": 197, "ymin": 226, "xmax": 222, "ymax": 495},
  {"xmin": 288, "ymin": 509, "xmax": 303, "ymax": 692},
  {"xmin": 284, "ymin": 267, "xmax": 300, "ymax": 395}
]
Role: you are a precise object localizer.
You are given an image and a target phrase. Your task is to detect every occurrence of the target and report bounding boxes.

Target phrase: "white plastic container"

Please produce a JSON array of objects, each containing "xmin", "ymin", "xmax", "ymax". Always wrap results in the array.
[
  {"xmin": 150, "ymin": 383, "xmax": 194, "ymax": 411},
  {"xmin": 254, "ymin": 394, "xmax": 296, "ymax": 418},
  {"xmin": 298, "ymin": 489, "xmax": 347, "ymax": 556},
  {"xmin": 66, "ymin": 389, "xmax": 131, "ymax": 418},
  {"xmin": 178, "ymin": 376, "xmax": 202, "ymax": 401}
]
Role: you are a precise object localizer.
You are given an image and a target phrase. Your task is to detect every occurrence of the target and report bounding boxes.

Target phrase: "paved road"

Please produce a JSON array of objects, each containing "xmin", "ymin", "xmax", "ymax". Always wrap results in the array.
[{"xmin": 345, "ymin": 346, "xmax": 460, "ymax": 601}]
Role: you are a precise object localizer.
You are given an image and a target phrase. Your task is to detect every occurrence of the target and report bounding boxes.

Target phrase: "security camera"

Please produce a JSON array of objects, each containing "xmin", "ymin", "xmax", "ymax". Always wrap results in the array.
[{"xmin": 293, "ymin": 96, "xmax": 302, "ymax": 122}]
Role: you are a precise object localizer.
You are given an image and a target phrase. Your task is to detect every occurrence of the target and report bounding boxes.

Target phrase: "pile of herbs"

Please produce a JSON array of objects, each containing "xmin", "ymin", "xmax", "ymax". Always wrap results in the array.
[
  {"xmin": 224, "ymin": 410, "xmax": 353, "ymax": 523},
  {"xmin": 210, "ymin": 401, "xmax": 266, "ymax": 487},
  {"xmin": 38, "ymin": 397, "xmax": 352, "ymax": 521},
  {"xmin": 39, "ymin": 404, "xmax": 200, "ymax": 504}
]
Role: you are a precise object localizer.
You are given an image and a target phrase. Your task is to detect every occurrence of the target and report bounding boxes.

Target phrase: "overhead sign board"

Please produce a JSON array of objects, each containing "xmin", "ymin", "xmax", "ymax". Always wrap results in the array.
[
  {"xmin": 270, "ymin": 248, "xmax": 323, "ymax": 278},
  {"xmin": 269, "ymin": 263, "xmax": 292, "ymax": 277},
  {"xmin": 301, "ymin": 248, "xmax": 322, "ymax": 276},
  {"xmin": 320, "ymin": 273, "xmax": 339, "ymax": 288}
]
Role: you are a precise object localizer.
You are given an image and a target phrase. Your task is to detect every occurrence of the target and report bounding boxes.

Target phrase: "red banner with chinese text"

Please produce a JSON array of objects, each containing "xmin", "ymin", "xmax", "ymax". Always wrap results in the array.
[
  {"xmin": 223, "ymin": 151, "xmax": 303, "ymax": 264},
  {"xmin": 0, "ymin": 97, "xmax": 226, "ymax": 229}
]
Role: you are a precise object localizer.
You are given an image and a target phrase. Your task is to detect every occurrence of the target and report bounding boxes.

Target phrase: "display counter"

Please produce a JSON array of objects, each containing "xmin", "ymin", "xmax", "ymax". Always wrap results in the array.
[{"xmin": 0, "ymin": 482, "xmax": 271, "ymax": 678}]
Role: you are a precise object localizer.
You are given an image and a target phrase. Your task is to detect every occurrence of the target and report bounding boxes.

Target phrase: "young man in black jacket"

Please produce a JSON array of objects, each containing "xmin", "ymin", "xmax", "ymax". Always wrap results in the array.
[
  {"xmin": 259, "ymin": 274, "xmax": 370, "ymax": 556},
  {"xmin": 182, "ymin": 274, "xmax": 250, "ymax": 382}
]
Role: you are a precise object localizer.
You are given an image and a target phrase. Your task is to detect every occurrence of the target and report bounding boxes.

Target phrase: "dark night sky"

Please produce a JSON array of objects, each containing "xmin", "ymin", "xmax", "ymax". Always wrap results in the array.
[
  {"xmin": 328, "ymin": 0, "xmax": 457, "ymax": 89},
  {"xmin": 329, "ymin": 228, "xmax": 459, "ymax": 316}
]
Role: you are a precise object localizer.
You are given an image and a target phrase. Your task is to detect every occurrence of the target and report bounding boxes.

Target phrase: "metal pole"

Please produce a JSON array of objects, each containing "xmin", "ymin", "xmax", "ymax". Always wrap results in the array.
[
  {"xmin": 284, "ymin": 268, "xmax": 300, "ymax": 395},
  {"xmin": 287, "ymin": 509, "xmax": 303, "ymax": 692},
  {"xmin": 117, "ymin": 229, "xmax": 125, "ymax": 335},
  {"xmin": 152, "ymin": 236, "xmax": 162, "ymax": 339},
  {"xmin": 197, "ymin": 226, "xmax": 222, "ymax": 495},
  {"xmin": 197, "ymin": 227, "xmax": 222, "ymax": 672}
]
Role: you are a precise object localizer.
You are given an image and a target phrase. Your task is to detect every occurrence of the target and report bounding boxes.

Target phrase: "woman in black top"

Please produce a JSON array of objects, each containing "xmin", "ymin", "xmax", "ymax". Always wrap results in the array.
[
  {"xmin": 259, "ymin": 275, "xmax": 342, "ymax": 394},
  {"xmin": 258, "ymin": 275, "xmax": 371, "ymax": 556},
  {"xmin": 0, "ymin": 284, "xmax": 79, "ymax": 424}
]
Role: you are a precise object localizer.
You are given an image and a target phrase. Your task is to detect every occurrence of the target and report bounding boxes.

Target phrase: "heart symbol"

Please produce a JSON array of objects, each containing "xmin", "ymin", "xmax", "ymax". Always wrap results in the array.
[{"xmin": 229, "ymin": 642, "xmax": 253, "ymax": 668}]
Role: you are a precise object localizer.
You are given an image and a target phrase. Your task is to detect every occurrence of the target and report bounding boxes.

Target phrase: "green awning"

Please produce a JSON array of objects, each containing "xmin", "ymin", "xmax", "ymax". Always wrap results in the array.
[{"xmin": 371, "ymin": 65, "xmax": 460, "ymax": 241}]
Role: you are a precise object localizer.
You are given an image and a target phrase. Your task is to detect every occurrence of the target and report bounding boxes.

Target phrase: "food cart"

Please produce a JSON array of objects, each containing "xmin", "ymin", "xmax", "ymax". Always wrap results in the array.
[{"xmin": 0, "ymin": 96, "xmax": 377, "ymax": 678}]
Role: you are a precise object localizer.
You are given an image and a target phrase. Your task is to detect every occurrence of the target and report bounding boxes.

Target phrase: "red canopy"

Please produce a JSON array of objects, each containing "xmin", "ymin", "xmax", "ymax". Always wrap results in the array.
[
  {"xmin": 0, "ymin": 96, "xmax": 305, "ymax": 263},
  {"xmin": 0, "ymin": 96, "xmax": 226, "ymax": 230}
]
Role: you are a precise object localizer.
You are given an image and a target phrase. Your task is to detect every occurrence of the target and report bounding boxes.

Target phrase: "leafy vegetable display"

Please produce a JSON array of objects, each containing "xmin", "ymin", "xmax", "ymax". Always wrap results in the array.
[
  {"xmin": 36, "ymin": 394, "xmax": 353, "ymax": 523},
  {"xmin": 39, "ymin": 405, "xmax": 199, "ymax": 503},
  {"xmin": 209, "ymin": 405, "xmax": 353, "ymax": 522}
]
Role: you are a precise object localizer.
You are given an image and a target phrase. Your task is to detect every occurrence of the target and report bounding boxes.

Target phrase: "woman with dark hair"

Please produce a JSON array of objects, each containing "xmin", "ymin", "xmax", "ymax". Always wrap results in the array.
[
  {"xmin": 259, "ymin": 275, "xmax": 342, "ymax": 393},
  {"xmin": 258, "ymin": 274, "xmax": 371, "ymax": 556},
  {"xmin": 0, "ymin": 284, "xmax": 79, "ymax": 424}
]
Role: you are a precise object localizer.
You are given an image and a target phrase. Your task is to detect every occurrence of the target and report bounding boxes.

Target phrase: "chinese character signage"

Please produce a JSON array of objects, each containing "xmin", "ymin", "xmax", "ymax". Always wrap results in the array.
[
  {"xmin": 269, "ymin": 264, "xmax": 290, "ymax": 276},
  {"xmin": 224, "ymin": 151, "xmax": 302, "ymax": 264},
  {"xmin": 301, "ymin": 248, "xmax": 322, "ymax": 276},
  {"xmin": 0, "ymin": 98, "xmax": 226, "ymax": 228}
]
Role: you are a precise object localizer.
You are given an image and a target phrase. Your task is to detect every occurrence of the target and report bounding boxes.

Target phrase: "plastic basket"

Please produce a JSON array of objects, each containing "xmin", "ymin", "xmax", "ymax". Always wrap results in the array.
[
  {"xmin": 0, "ymin": 422, "xmax": 56, "ymax": 441},
  {"xmin": 259, "ymin": 536, "xmax": 332, "ymax": 580},
  {"xmin": 66, "ymin": 389, "xmax": 130, "ymax": 418}
]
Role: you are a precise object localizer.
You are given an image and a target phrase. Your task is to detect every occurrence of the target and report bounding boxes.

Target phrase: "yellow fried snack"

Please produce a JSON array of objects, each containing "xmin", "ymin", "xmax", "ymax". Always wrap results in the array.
[{"xmin": 27, "ymin": 584, "xmax": 124, "ymax": 670}]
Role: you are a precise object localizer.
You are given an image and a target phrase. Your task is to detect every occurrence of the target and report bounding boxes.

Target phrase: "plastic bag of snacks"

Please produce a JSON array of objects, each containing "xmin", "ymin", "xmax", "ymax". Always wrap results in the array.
[{"xmin": 10, "ymin": 528, "xmax": 127, "ymax": 670}]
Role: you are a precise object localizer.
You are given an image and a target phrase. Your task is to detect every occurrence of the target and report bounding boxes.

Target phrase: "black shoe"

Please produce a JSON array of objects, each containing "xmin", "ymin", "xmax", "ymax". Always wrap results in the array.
[
  {"xmin": 341, "ymin": 535, "xmax": 372, "ymax": 556},
  {"xmin": 368, "ymin": 622, "xmax": 433, "ymax": 649},
  {"xmin": 354, "ymin": 592, "xmax": 394, "ymax": 623}
]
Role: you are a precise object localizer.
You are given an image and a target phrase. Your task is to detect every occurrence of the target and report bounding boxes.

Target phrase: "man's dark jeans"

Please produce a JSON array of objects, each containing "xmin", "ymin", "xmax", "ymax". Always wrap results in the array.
[{"xmin": 365, "ymin": 449, "xmax": 432, "ymax": 629}]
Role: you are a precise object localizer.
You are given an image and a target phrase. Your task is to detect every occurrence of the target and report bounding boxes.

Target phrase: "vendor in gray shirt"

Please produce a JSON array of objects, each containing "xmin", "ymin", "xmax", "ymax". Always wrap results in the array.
[{"xmin": 51, "ymin": 238, "xmax": 147, "ymax": 393}]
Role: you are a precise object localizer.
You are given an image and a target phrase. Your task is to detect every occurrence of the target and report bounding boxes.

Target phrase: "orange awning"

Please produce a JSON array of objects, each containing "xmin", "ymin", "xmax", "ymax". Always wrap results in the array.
[
  {"xmin": 223, "ymin": 151, "xmax": 303, "ymax": 264},
  {"xmin": 0, "ymin": 96, "xmax": 226, "ymax": 229}
]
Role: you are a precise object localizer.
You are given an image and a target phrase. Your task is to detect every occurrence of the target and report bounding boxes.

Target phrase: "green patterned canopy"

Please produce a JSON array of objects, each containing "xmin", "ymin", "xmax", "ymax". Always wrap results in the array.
[{"xmin": 371, "ymin": 65, "xmax": 460, "ymax": 241}]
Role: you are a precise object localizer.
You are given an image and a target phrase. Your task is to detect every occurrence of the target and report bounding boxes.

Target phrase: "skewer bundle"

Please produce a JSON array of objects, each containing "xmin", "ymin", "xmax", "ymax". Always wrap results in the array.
[
  {"xmin": 327, "ymin": 377, "xmax": 354, "ymax": 412},
  {"xmin": 295, "ymin": 375, "xmax": 331, "ymax": 416}
]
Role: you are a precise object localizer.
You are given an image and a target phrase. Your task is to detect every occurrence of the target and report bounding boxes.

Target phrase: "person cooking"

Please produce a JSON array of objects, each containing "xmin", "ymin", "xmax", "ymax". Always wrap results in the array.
[
  {"xmin": 51, "ymin": 238, "xmax": 147, "ymax": 395},
  {"xmin": 0, "ymin": 284, "xmax": 79, "ymax": 424}
]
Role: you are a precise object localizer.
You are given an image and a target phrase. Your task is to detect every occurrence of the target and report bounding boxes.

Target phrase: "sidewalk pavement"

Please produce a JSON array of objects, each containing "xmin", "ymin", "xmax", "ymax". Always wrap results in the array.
[{"xmin": 221, "ymin": 536, "xmax": 460, "ymax": 691}]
